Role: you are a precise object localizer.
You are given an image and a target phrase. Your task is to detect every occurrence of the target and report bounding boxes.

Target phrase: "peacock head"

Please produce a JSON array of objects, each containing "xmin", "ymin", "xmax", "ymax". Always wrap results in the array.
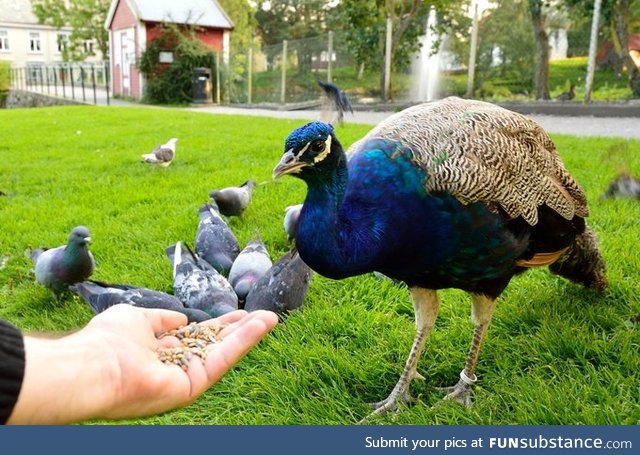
[{"xmin": 273, "ymin": 121, "xmax": 344, "ymax": 181}]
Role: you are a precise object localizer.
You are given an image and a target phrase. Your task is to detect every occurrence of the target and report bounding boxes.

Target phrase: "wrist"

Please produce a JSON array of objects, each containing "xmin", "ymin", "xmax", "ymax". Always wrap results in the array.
[{"xmin": 7, "ymin": 330, "xmax": 119, "ymax": 424}]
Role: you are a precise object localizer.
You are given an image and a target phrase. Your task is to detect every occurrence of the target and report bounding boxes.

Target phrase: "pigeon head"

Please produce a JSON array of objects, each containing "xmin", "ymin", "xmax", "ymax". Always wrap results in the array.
[
  {"xmin": 273, "ymin": 122, "xmax": 344, "ymax": 181},
  {"xmin": 69, "ymin": 226, "xmax": 92, "ymax": 247}
]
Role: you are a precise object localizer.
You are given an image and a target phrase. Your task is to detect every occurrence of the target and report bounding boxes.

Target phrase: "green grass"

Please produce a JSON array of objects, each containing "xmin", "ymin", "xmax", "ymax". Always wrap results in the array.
[{"xmin": 1, "ymin": 106, "xmax": 639, "ymax": 425}]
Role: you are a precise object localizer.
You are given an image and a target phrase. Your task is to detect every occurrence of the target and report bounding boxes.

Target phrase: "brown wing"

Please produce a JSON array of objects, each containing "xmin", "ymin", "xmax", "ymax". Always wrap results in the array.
[{"xmin": 347, "ymin": 97, "xmax": 588, "ymax": 225}]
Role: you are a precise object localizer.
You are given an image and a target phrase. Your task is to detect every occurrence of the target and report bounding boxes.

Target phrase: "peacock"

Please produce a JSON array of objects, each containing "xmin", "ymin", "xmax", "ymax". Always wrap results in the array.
[{"xmin": 272, "ymin": 97, "xmax": 607, "ymax": 421}]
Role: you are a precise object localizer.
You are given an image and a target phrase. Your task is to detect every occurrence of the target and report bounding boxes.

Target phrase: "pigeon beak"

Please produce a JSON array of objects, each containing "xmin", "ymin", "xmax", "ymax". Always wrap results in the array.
[
  {"xmin": 84, "ymin": 236, "xmax": 92, "ymax": 244},
  {"xmin": 273, "ymin": 150, "xmax": 309, "ymax": 179}
]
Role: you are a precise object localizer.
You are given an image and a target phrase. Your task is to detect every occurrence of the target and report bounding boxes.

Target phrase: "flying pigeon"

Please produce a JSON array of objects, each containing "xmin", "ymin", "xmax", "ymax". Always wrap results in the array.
[
  {"xmin": 318, "ymin": 80, "xmax": 353, "ymax": 125},
  {"xmin": 228, "ymin": 236, "xmax": 272, "ymax": 303},
  {"xmin": 244, "ymin": 249, "xmax": 313, "ymax": 315},
  {"xmin": 195, "ymin": 202, "xmax": 240, "ymax": 276},
  {"xmin": 209, "ymin": 179, "xmax": 257, "ymax": 217},
  {"xmin": 166, "ymin": 241, "xmax": 238, "ymax": 318},
  {"xmin": 283, "ymin": 204, "xmax": 303, "ymax": 242},
  {"xmin": 141, "ymin": 138, "xmax": 178, "ymax": 167},
  {"xmin": 29, "ymin": 226, "xmax": 95, "ymax": 296},
  {"xmin": 70, "ymin": 280, "xmax": 211, "ymax": 323}
]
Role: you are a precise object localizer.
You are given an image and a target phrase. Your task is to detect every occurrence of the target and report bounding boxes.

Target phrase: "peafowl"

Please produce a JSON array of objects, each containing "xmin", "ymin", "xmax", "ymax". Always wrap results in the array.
[{"xmin": 273, "ymin": 97, "xmax": 607, "ymax": 421}]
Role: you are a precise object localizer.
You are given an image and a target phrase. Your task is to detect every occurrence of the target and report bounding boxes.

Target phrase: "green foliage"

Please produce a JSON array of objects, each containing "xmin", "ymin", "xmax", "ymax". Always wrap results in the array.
[
  {"xmin": 216, "ymin": 0, "xmax": 258, "ymax": 51},
  {"xmin": 139, "ymin": 26, "xmax": 218, "ymax": 104},
  {"xmin": 0, "ymin": 60, "xmax": 9, "ymax": 107},
  {"xmin": 1, "ymin": 106, "xmax": 639, "ymax": 424},
  {"xmin": 31, "ymin": 0, "xmax": 110, "ymax": 61},
  {"xmin": 0, "ymin": 60, "xmax": 9, "ymax": 91}
]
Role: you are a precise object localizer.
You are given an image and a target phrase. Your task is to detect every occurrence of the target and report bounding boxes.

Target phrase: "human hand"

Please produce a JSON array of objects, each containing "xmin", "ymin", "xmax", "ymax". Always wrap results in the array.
[{"xmin": 8, "ymin": 305, "xmax": 278, "ymax": 424}]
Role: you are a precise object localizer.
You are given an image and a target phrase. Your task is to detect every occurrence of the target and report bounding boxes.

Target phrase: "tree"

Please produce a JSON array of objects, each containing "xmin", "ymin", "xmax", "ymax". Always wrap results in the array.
[
  {"xmin": 32, "ymin": 0, "xmax": 110, "ymax": 61},
  {"xmin": 566, "ymin": 0, "xmax": 640, "ymax": 97},
  {"xmin": 610, "ymin": 0, "xmax": 640, "ymax": 96},
  {"xmin": 529, "ymin": 0, "xmax": 551, "ymax": 99},
  {"xmin": 216, "ymin": 0, "xmax": 258, "ymax": 50},
  {"xmin": 338, "ymin": 0, "xmax": 470, "ymax": 98}
]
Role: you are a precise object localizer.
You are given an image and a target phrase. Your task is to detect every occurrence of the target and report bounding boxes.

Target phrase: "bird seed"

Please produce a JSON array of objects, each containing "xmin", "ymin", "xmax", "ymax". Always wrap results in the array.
[{"xmin": 156, "ymin": 322, "xmax": 225, "ymax": 371}]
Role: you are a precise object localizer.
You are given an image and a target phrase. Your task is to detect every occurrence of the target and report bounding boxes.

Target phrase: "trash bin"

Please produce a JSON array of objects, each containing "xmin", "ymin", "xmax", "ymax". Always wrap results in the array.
[{"xmin": 192, "ymin": 67, "xmax": 212, "ymax": 104}]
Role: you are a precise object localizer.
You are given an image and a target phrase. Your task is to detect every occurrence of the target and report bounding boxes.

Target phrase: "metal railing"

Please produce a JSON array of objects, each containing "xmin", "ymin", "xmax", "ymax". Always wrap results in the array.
[{"xmin": 9, "ymin": 61, "xmax": 111, "ymax": 105}]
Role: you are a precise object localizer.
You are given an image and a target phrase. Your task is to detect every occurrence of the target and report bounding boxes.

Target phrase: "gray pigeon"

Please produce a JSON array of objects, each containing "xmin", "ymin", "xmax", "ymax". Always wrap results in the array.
[
  {"xmin": 600, "ymin": 173, "xmax": 640, "ymax": 200},
  {"xmin": 30, "ymin": 226, "xmax": 95, "ymax": 296},
  {"xmin": 228, "ymin": 236, "xmax": 272, "ymax": 302},
  {"xmin": 70, "ymin": 280, "xmax": 211, "ymax": 323},
  {"xmin": 244, "ymin": 249, "xmax": 313, "ymax": 315},
  {"xmin": 209, "ymin": 179, "xmax": 257, "ymax": 217},
  {"xmin": 141, "ymin": 138, "xmax": 178, "ymax": 167},
  {"xmin": 195, "ymin": 202, "xmax": 240, "ymax": 276},
  {"xmin": 283, "ymin": 204, "xmax": 303, "ymax": 242},
  {"xmin": 166, "ymin": 241, "xmax": 238, "ymax": 318}
]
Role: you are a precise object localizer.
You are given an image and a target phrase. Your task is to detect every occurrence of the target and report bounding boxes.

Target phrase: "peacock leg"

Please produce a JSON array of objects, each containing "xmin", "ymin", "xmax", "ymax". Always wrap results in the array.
[
  {"xmin": 440, "ymin": 293, "xmax": 497, "ymax": 407},
  {"xmin": 360, "ymin": 288, "xmax": 439, "ymax": 423}
]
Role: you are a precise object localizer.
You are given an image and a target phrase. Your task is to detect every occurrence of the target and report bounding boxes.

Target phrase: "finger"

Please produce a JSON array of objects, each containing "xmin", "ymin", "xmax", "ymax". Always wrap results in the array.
[
  {"xmin": 142, "ymin": 308, "xmax": 189, "ymax": 333},
  {"xmin": 204, "ymin": 315, "xmax": 278, "ymax": 384},
  {"xmin": 218, "ymin": 310, "xmax": 278, "ymax": 338}
]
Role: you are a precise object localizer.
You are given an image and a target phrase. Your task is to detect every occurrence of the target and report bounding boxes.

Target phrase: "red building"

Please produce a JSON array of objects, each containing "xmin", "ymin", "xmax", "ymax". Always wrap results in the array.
[{"xmin": 104, "ymin": 0, "xmax": 233, "ymax": 99}]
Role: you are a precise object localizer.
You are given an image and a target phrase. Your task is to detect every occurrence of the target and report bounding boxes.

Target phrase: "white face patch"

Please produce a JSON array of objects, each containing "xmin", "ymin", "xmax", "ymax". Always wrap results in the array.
[
  {"xmin": 294, "ymin": 142, "xmax": 311, "ymax": 159},
  {"xmin": 313, "ymin": 134, "xmax": 332, "ymax": 163}
]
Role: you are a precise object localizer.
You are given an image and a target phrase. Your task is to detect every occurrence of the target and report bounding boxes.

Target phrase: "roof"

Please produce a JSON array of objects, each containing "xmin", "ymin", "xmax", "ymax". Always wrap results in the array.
[{"xmin": 105, "ymin": 0, "xmax": 233, "ymax": 30}]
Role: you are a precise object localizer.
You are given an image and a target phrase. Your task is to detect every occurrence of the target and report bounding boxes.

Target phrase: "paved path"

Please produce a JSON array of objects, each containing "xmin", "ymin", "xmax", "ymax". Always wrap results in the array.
[
  {"xmin": 187, "ymin": 105, "xmax": 640, "ymax": 139},
  {"xmin": 14, "ymin": 86, "xmax": 639, "ymax": 139}
]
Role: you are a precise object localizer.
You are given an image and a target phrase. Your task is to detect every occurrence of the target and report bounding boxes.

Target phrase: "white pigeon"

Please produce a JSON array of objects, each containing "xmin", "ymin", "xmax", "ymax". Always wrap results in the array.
[
  {"xmin": 283, "ymin": 204, "xmax": 303, "ymax": 242},
  {"xmin": 141, "ymin": 138, "xmax": 178, "ymax": 167}
]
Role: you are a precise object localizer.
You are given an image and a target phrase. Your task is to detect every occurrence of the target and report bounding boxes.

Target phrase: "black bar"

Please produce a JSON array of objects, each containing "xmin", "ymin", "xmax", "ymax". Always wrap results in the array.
[
  {"xmin": 39, "ymin": 66, "xmax": 44, "ymax": 93},
  {"xmin": 81, "ymin": 66, "xmax": 86, "ymax": 102},
  {"xmin": 54, "ymin": 66, "xmax": 58, "ymax": 97},
  {"xmin": 69, "ymin": 66, "xmax": 75, "ymax": 100},
  {"xmin": 46, "ymin": 67, "xmax": 50, "ymax": 94},
  {"xmin": 61, "ymin": 67, "xmax": 66, "ymax": 98},
  {"xmin": 91, "ymin": 65, "xmax": 97, "ymax": 105}
]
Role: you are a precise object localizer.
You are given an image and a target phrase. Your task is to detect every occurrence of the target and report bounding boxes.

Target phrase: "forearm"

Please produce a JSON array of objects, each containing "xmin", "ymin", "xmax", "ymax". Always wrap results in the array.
[{"xmin": 7, "ymin": 332, "xmax": 116, "ymax": 424}]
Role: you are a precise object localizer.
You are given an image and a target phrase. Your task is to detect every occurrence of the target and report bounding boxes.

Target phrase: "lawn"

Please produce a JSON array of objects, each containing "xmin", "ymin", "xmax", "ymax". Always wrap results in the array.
[{"xmin": 0, "ymin": 105, "xmax": 639, "ymax": 425}]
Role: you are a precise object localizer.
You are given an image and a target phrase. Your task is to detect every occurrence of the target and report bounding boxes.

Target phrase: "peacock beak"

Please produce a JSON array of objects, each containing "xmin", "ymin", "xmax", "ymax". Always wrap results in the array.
[{"xmin": 273, "ymin": 150, "xmax": 309, "ymax": 178}]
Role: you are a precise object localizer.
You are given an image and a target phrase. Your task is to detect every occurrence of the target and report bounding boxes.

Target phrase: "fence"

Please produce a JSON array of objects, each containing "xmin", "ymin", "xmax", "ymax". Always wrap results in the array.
[
  {"xmin": 8, "ymin": 3, "xmax": 638, "ymax": 108},
  {"xmin": 221, "ymin": 3, "xmax": 637, "ymax": 106},
  {"xmin": 9, "ymin": 62, "xmax": 111, "ymax": 105}
]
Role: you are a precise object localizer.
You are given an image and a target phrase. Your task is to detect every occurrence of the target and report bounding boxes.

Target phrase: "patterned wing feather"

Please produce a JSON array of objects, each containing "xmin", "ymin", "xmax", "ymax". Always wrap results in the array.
[{"xmin": 347, "ymin": 97, "xmax": 588, "ymax": 225}]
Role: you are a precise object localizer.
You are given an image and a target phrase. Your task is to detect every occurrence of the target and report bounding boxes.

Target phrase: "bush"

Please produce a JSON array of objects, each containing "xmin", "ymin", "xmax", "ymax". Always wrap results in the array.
[
  {"xmin": 139, "ymin": 25, "xmax": 217, "ymax": 104},
  {"xmin": 0, "ymin": 60, "xmax": 9, "ymax": 107}
]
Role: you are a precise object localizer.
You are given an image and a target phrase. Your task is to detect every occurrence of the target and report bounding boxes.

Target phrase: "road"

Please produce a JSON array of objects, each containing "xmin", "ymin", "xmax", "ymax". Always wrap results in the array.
[{"xmin": 187, "ymin": 105, "xmax": 640, "ymax": 139}]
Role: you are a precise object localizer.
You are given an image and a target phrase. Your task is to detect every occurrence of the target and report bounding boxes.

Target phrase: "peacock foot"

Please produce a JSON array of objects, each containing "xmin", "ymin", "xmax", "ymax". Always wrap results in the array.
[
  {"xmin": 437, "ymin": 369, "xmax": 477, "ymax": 407},
  {"xmin": 358, "ymin": 371, "xmax": 425, "ymax": 423}
]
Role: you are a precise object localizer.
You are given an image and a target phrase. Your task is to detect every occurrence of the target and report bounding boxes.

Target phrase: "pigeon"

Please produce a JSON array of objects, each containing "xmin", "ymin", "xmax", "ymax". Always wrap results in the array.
[
  {"xmin": 166, "ymin": 241, "xmax": 238, "ymax": 318},
  {"xmin": 29, "ymin": 226, "xmax": 95, "ymax": 296},
  {"xmin": 283, "ymin": 204, "xmax": 303, "ymax": 242},
  {"xmin": 141, "ymin": 138, "xmax": 178, "ymax": 167},
  {"xmin": 244, "ymin": 249, "xmax": 313, "ymax": 315},
  {"xmin": 318, "ymin": 80, "xmax": 353, "ymax": 125},
  {"xmin": 195, "ymin": 202, "xmax": 240, "ymax": 275},
  {"xmin": 209, "ymin": 179, "xmax": 257, "ymax": 217},
  {"xmin": 228, "ymin": 236, "xmax": 273, "ymax": 303},
  {"xmin": 600, "ymin": 172, "xmax": 640, "ymax": 200},
  {"xmin": 70, "ymin": 280, "xmax": 211, "ymax": 323}
]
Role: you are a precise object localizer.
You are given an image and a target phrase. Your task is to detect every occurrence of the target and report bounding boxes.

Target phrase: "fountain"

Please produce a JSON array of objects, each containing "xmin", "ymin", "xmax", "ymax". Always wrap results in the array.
[{"xmin": 411, "ymin": 7, "xmax": 440, "ymax": 102}]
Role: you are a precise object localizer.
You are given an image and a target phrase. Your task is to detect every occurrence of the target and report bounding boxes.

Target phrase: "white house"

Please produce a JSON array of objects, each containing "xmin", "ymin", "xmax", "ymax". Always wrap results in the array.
[{"xmin": 0, "ymin": 0, "xmax": 103, "ymax": 69}]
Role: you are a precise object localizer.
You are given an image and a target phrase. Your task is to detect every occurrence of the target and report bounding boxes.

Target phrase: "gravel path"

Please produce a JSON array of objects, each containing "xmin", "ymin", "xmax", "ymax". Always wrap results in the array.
[{"xmin": 188, "ymin": 105, "xmax": 640, "ymax": 139}]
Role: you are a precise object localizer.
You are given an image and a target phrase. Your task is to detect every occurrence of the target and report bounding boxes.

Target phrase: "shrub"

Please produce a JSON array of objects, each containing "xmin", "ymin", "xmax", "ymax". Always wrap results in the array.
[
  {"xmin": 139, "ymin": 25, "xmax": 217, "ymax": 104},
  {"xmin": 0, "ymin": 60, "xmax": 10, "ymax": 108}
]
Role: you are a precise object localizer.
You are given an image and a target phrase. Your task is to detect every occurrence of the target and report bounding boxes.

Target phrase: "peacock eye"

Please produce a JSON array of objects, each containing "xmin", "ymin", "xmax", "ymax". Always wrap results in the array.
[{"xmin": 310, "ymin": 140, "xmax": 325, "ymax": 153}]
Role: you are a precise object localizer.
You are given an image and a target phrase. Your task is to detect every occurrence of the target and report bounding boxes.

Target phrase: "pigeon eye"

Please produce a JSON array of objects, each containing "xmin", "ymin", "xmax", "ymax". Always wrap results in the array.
[{"xmin": 310, "ymin": 140, "xmax": 325, "ymax": 153}]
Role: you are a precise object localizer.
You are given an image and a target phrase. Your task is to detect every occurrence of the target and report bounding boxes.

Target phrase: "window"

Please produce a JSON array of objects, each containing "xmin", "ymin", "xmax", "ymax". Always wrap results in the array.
[
  {"xmin": 83, "ymin": 40, "xmax": 94, "ymax": 54},
  {"xmin": 0, "ymin": 30, "xmax": 9, "ymax": 51},
  {"xmin": 29, "ymin": 32, "xmax": 41, "ymax": 52},
  {"xmin": 57, "ymin": 33, "xmax": 68, "ymax": 53}
]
